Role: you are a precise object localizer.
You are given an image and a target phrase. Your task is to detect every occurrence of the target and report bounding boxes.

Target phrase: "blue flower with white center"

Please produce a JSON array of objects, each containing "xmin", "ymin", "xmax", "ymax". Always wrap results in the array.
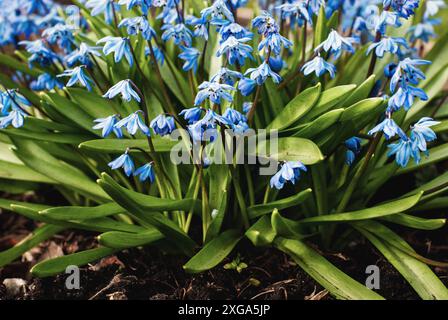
[
  {"xmin": 42, "ymin": 23, "xmax": 75, "ymax": 51},
  {"xmin": 145, "ymin": 45, "xmax": 165, "ymax": 65},
  {"xmin": 237, "ymin": 78, "xmax": 257, "ymax": 96},
  {"xmin": 201, "ymin": 0, "xmax": 235, "ymax": 23},
  {"xmin": 367, "ymin": 37, "xmax": 408, "ymax": 58},
  {"xmin": 216, "ymin": 36, "xmax": 253, "ymax": 66},
  {"xmin": 270, "ymin": 161, "xmax": 307, "ymax": 190},
  {"xmin": 407, "ymin": 19, "xmax": 439, "ymax": 43},
  {"xmin": 424, "ymin": 0, "xmax": 446, "ymax": 19},
  {"xmin": 161, "ymin": 23, "xmax": 193, "ymax": 47},
  {"xmin": 277, "ymin": 1, "xmax": 312, "ymax": 27},
  {"xmin": 245, "ymin": 62, "xmax": 282, "ymax": 85},
  {"xmin": 345, "ymin": 137, "xmax": 362, "ymax": 166},
  {"xmin": 150, "ymin": 114, "xmax": 176, "ymax": 136},
  {"xmin": 115, "ymin": 111, "xmax": 151, "ymax": 136},
  {"xmin": 387, "ymin": 84, "xmax": 428, "ymax": 112},
  {"xmin": 119, "ymin": 16, "xmax": 157, "ymax": 40},
  {"xmin": 65, "ymin": 43, "xmax": 102, "ymax": 67},
  {"xmin": 19, "ymin": 40, "xmax": 58, "ymax": 68},
  {"xmin": 195, "ymin": 82, "xmax": 235, "ymax": 106},
  {"xmin": 86, "ymin": 0, "xmax": 116, "ymax": 25},
  {"xmin": 258, "ymin": 32, "xmax": 292, "ymax": 56},
  {"xmin": 387, "ymin": 138, "xmax": 417, "ymax": 167},
  {"xmin": 368, "ymin": 117, "xmax": 407, "ymax": 140},
  {"xmin": 186, "ymin": 15, "xmax": 209, "ymax": 40},
  {"xmin": 390, "ymin": 58, "xmax": 430, "ymax": 92},
  {"xmin": 30, "ymin": 73, "xmax": 64, "ymax": 91},
  {"xmin": 108, "ymin": 151, "xmax": 135, "ymax": 176},
  {"xmin": 410, "ymin": 117, "xmax": 439, "ymax": 153},
  {"xmin": 179, "ymin": 47, "xmax": 201, "ymax": 73},
  {"xmin": 372, "ymin": 11, "xmax": 402, "ymax": 35},
  {"xmin": 179, "ymin": 107, "xmax": 203, "ymax": 124},
  {"xmin": 187, "ymin": 109, "xmax": 229, "ymax": 142},
  {"xmin": 97, "ymin": 36, "xmax": 134, "ymax": 66},
  {"xmin": 222, "ymin": 108, "xmax": 247, "ymax": 125},
  {"xmin": 156, "ymin": 6, "xmax": 179, "ymax": 24},
  {"xmin": 252, "ymin": 11, "xmax": 279, "ymax": 35},
  {"xmin": 134, "ymin": 162, "xmax": 155, "ymax": 183},
  {"xmin": 219, "ymin": 22, "xmax": 253, "ymax": 41},
  {"xmin": 210, "ymin": 68, "xmax": 243, "ymax": 86},
  {"xmin": 314, "ymin": 29, "xmax": 357, "ymax": 59},
  {"xmin": 0, "ymin": 90, "xmax": 31, "ymax": 115},
  {"xmin": 58, "ymin": 66, "xmax": 94, "ymax": 91},
  {"xmin": 0, "ymin": 109, "xmax": 27, "ymax": 129},
  {"xmin": 118, "ymin": 0, "xmax": 152, "ymax": 15},
  {"xmin": 301, "ymin": 56, "xmax": 336, "ymax": 78},
  {"xmin": 93, "ymin": 115, "xmax": 123, "ymax": 138},
  {"xmin": 103, "ymin": 80, "xmax": 141, "ymax": 102},
  {"xmin": 383, "ymin": 0, "xmax": 420, "ymax": 19}
]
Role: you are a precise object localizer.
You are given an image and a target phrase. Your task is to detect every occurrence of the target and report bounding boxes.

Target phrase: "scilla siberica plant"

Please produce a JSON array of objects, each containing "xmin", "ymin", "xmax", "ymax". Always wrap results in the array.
[{"xmin": 0, "ymin": 0, "xmax": 447, "ymax": 300}]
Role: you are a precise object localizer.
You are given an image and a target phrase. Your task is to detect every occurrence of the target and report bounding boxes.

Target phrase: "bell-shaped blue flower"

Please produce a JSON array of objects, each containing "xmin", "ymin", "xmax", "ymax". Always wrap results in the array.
[
  {"xmin": 103, "ymin": 80, "xmax": 141, "ymax": 102},
  {"xmin": 238, "ymin": 78, "xmax": 257, "ymax": 96},
  {"xmin": 30, "ymin": 73, "xmax": 64, "ymax": 91},
  {"xmin": 217, "ymin": 36, "xmax": 253, "ymax": 66},
  {"xmin": 302, "ymin": 56, "xmax": 336, "ymax": 78},
  {"xmin": 97, "ymin": 36, "xmax": 134, "ymax": 66},
  {"xmin": 161, "ymin": 24, "xmax": 193, "ymax": 47},
  {"xmin": 387, "ymin": 85, "xmax": 428, "ymax": 112},
  {"xmin": 179, "ymin": 107, "xmax": 203, "ymax": 124},
  {"xmin": 195, "ymin": 82, "xmax": 235, "ymax": 106},
  {"xmin": 179, "ymin": 47, "xmax": 201, "ymax": 73},
  {"xmin": 245, "ymin": 62, "xmax": 282, "ymax": 85},
  {"xmin": 0, "ymin": 109, "xmax": 27, "ymax": 129},
  {"xmin": 119, "ymin": 16, "xmax": 157, "ymax": 40},
  {"xmin": 201, "ymin": 0, "xmax": 235, "ymax": 23},
  {"xmin": 258, "ymin": 32, "xmax": 292, "ymax": 56},
  {"xmin": 65, "ymin": 43, "xmax": 102, "ymax": 67},
  {"xmin": 410, "ymin": 117, "xmax": 440, "ymax": 153},
  {"xmin": 108, "ymin": 151, "xmax": 135, "ymax": 176},
  {"xmin": 58, "ymin": 66, "xmax": 94, "ymax": 91},
  {"xmin": 86, "ymin": 0, "xmax": 116, "ymax": 25},
  {"xmin": 368, "ymin": 118, "xmax": 407, "ymax": 140},
  {"xmin": 93, "ymin": 115, "xmax": 123, "ymax": 138},
  {"xmin": 314, "ymin": 29, "xmax": 357, "ymax": 59},
  {"xmin": 150, "ymin": 114, "xmax": 176, "ymax": 136},
  {"xmin": 367, "ymin": 37, "xmax": 408, "ymax": 58},
  {"xmin": 270, "ymin": 161, "xmax": 307, "ymax": 190},
  {"xmin": 133, "ymin": 162, "xmax": 155, "ymax": 183},
  {"xmin": 387, "ymin": 138, "xmax": 419, "ymax": 167},
  {"xmin": 210, "ymin": 68, "xmax": 243, "ymax": 86},
  {"xmin": 115, "ymin": 111, "xmax": 150, "ymax": 136}
]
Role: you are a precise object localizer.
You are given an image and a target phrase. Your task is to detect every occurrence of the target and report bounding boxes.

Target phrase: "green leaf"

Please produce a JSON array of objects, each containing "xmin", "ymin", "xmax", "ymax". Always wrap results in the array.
[
  {"xmin": 293, "ymin": 109, "xmax": 344, "ymax": 139},
  {"xmin": 257, "ymin": 137, "xmax": 324, "ymax": 164},
  {"xmin": 31, "ymin": 247, "xmax": 117, "ymax": 278},
  {"xmin": 11, "ymin": 138, "xmax": 109, "ymax": 201},
  {"xmin": 98, "ymin": 229, "xmax": 163, "ymax": 249},
  {"xmin": 245, "ymin": 215, "xmax": 277, "ymax": 247},
  {"xmin": 66, "ymin": 87, "xmax": 124, "ymax": 118},
  {"xmin": 79, "ymin": 138, "xmax": 178, "ymax": 153},
  {"xmin": 298, "ymin": 192, "xmax": 423, "ymax": 224},
  {"xmin": 267, "ymin": 83, "xmax": 321, "ymax": 131},
  {"xmin": 380, "ymin": 214, "xmax": 446, "ymax": 230},
  {"xmin": 183, "ymin": 229, "xmax": 241, "ymax": 274},
  {"xmin": 0, "ymin": 225, "xmax": 65, "ymax": 268},
  {"xmin": 205, "ymin": 190, "xmax": 228, "ymax": 242},
  {"xmin": 0, "ymin": 53, "xmax": 42, "ymax": 77},
  {"xmin": 248, "ymin": 188, "xmax": 312, "ymax": 219},
  {"xmin": 0, "ymin": 198, "xmax": 49, "ymax": 211},
  {"xmin": 0, "ymin": 159, "xmax": 55, "ymax": 183},
  {"xmin": 2, "ymin": 128, "xmax": 94, "ymax": 144},
  {"xmin": 314, "ymin": 6, "xmax": 329, "ymax": 48},
  {"xmin": 300, "ymin": 85, "xmax": 356, "ymax": 122},
  {"xmin": 354, "ymin": 221, "xmax": 448, "ymax": 300},
  {"xmin": 40, "ymin": 202, "xmax": 125, "ymax": 221},
  {"xmin": 274, "ymin": 237, "xmax": 384, "ymax": 300},
  {"xmin": 160, "ymin": 55, "xmax": 193, "ymax": 107},
  {"xmin": 340, "ymin": 75, "xmax": 376, "ymax": 108},
  {"xmin": 271, "ymin": 209, "xmax": 307, "ymax": 239},
  {"xmin": 98, "ymin": 173, "xmax": 196, "ymax": 256}
]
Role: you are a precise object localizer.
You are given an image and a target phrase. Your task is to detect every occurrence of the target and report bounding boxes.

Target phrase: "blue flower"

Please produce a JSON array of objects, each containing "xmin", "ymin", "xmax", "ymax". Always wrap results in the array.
[
  {"xmin": 216, "ymin": 36, "xmax": 253, "ymax": 66},
  {"xmin": 210, "ymin": 68, "xmax": 243, "ymax": 86},
  {"xmin": 103, "ymin": 80, "xmax": 141, "ymax": 102},
  {"xmin": 201, "ymin": 0, "xmax": 235, "ymax": 23},
  {"xmin": 243, "ymin": 102, "xmax": 253, "ymax": 114},
  {"xmin": 270, "ymin": 161, "xmax": 307, "ymax": 190},
  {"xmin": 161, "ymin": 23, "xmax": 193, "ymax": 47},
  {"xmin": 97, "ymin": 36, "xmax": 134, "ymax": 66},
  {"xmin": 368, "ymin": 118, "xmax": 407, "ymax": 140},
  {"xmin": 387, "ymin": 84, "xmax": 428, "ymax": 112},
  {"xmin": 424, "ymin": 0, "xmax": 446, "ymax": 19},
  {"xmin": 384, "ymin": 63, "xmax": 398, "ymax": 78},
  {"xmin": 42, "ymin": 23, "xmax": 75, "ymax": 51},
  {"xmin": 410, "ymin": 117, "xmax": 439, "ymax": 152},
  {"xmin": 219, "ymin": 22, "xmax": 253, "ymax": 41},
  {"xmin": 30, "ymin": 73, "xmax": 64, "ymax": 91},
  {"xmin": 58, "ymin": 66, "xmax": 94, "ymax": 91},
  {"xmin": 245, "ymin": 62, "xmax": 282, "ymax": 85},
  {"xmin": 19, "ymin": 40, "xmax": 58, "ymax": 68},
  {"xmin": 388, "ymin": 138, "xmax": 419, "ymax": 167},
  {"xmin": 65, "ymin": 43, "xmax": 102, "ymax": 67},
  {"xmin": 93, "ymin": 115, "xmax": 123, "ymax": 138},
  {"xmin": 367, "ymin": 37, "xmax": 408, "ymax": 58},
  {"xmin": 179, "ymin": 47, "xmax": 201, "ymax": 73},
  {"xmin": 150, "ymin": 114, "xmax": 176, "ymax": 136},
  {"xmin": 269, "ymin": 56, "xmax": 285, "ymax": 73},
  {"xmin": 0, "ymin": 90, "xmax": 31, "ymax": 115},
  {"xmin": 238, "ymin": 78, "xmax": 257, "ymax": 96},
  {"xmin": 390, "ymin": 58, "xmax": 431, "ymax": 92},
  {"xmin": 118, "ymin": 0, "xmax": 152, "ymax": 15},
  {"xmin": 187, "ymin": 110, "xmax": 229, "ymax": 142},
  {"xmin": 133, "ymin": 162, "xmax": 155, "ymax": 183},
  {"xmin": 258, "ymin": 32, "xmax": 292, "ymax": 56},
  {"xmin": 308, "ymin": 0, "xmax": 326, "ymax": 15},
  {"xmin": 345, "ymin": 137, "xmax": 362, "ymax": 165},
  {"xmin": 179, "ymin": 107, "xmax": 203, "ymax": 124},
  {"xmin": 108, "ymin": 151, "xmax": 135, "ymax": 176},
  {"xmin": 252, "ymin": 11, "xmax": 279, "ymax": 35},
  {"xmin": 277, "ymin": 1, "xmax": 312, "ymax": 27},
  {"xmin": 302, "ymin": 56, "xmax": 336, "ymax": 78},
  {"xmin": 407, "ymin": 19, "xmax": 439, "ymax": 43},
  {"xmin": 119, "ymin": 16, "xmax": 157, "ymax": 40},
  {"xmin": 222, "ymin": 108, "xmax": 247, "ymax": 125},
  {"xmin": 0, "ymin": 109, "xmax": 27, "ymax": 129},
  {"xmin": 195, "ymin": 82, "xmax": 235, "ymax": 106},
  {"xmin": 373, "ymin": 11, "xmax": 402, "ymax": 34},
  {"xmin": 314, "ymin": 29, "xmax": 357, "ymax": 59},
  {"xmin": 384, "ymin": 0, "xmax": 420, "ymax": 19},
  {"xmin": 115, "ymin": 111, "xmax": 150, "ymax": 136},
  {"xmin": 86, "ymin": 0, "xmax": 116, "ymax": 25},
  {"xmin": 186, "ymin": 15, "xmax": 209, "ymax": 40},
  {"xmin": 24, "ymin": 0, "xmax": 51, "ymax": 15}
]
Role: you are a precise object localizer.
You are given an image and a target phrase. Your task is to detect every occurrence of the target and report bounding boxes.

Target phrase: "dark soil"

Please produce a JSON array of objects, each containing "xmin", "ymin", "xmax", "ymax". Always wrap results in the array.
[{"xmin": 0, "ymin": 192, "xmax": 447, "ymax": 300}]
